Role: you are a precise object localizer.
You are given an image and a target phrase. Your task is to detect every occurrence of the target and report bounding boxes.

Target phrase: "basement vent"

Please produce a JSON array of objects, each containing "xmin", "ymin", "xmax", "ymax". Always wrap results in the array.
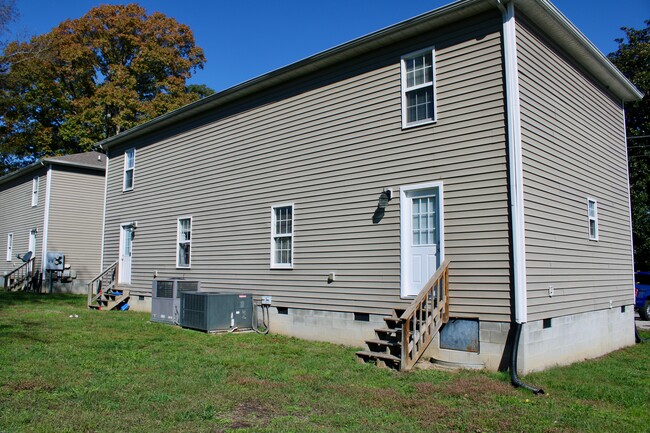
[
  {"xmin": 621, "ymin": 306, "xmax": 626, "ymax": 313},
  {"xmin": 543, "ymin": 318, "xmax": 552, "ymax": 329},
  {"xmin": 277, "ymin": 307, "xmax": 288, "ymax": 315},
  {"xmin": 354, "ymin": 313, "xmax": 370, "ymax": 322}
]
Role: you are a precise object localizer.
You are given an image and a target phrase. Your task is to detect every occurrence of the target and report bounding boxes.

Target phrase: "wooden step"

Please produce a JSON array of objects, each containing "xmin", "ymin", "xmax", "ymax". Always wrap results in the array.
[
  {"xmin": 365, "ymin": 339, "xmax": 402, "ymax": 357},
  {"xmin": 90, "ymin": 293, "xmax": 129, "ymax": 311},
  {"xmin": 355, "ymin": 350, "xmax": 401, "ymax": 369},
  {"xmin": 365, "ymin": 339, "xmax": 400, "ymax": 347},
  {"xmin": 383, "ymin": 316, "xmax": 402, "ymax": 328},
  {"xmin": 375, "ymin": 327, "xmax": 402, "ymax": 334}
]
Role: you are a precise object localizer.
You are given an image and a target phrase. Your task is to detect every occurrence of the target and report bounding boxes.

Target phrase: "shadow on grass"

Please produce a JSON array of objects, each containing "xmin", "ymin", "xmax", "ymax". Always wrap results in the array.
[{"xmin": 0, "ymin": 290, "xmax": 85, "ymax": 310}]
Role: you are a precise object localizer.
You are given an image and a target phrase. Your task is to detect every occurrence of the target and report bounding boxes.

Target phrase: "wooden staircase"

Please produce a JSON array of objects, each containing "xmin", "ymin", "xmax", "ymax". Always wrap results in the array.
[
  {"xmin": 357, "ymin": 260, "xmax": 450, "ymax": 371},
  {"xmin": 87, "ymin": 260, "xmax": 130, "ymax": 311},
  {"xmin": 3, "ymin": 258, "xmax": 36, "ymax": 292}
]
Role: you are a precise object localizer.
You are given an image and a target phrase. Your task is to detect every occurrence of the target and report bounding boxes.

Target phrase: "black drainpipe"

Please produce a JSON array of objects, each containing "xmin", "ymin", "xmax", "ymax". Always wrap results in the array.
[{"xmin": 510, "ymin": 322, "xmax": 544, "ymax": 395}]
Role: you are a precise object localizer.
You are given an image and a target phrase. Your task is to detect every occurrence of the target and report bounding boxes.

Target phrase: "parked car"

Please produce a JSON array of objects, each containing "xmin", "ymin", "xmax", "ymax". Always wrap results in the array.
[{"xmin": 635, "ymin": 272, "xmax": 650, "ymax": 320}]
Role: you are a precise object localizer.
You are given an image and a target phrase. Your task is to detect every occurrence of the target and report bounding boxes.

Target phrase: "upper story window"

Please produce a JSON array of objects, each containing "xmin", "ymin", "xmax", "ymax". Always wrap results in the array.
[
  {"xmin": 31, "ymin": 176, "xmax": 39, "ymax": 207},
  {"xmin": 123, "ymin": 148, "xmax": 135, "ymax": 191},
  {"xmin": 6, "ymin": 233, "xmax": 13, "ymax": 261},
  {"xmin": 588, "ymin": 198, "xmax": 598, "ymax": 241},
  {"xmin": 177, "ymin": 217, "xmax": 192, "ymax": 268},
  {"xmin": 271, "ymin": 204, "xmax": 293, "ymax": 268},
  {"xmin": 401, "ymin": 47, "xmax": 436, "ymax": 128}
]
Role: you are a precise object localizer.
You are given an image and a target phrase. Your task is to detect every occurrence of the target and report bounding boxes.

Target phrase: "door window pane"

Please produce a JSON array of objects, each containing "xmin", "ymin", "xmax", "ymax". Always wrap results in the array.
[{"xmin": 412, "ymin": 195, "xmax": 437, "ymax": 246}]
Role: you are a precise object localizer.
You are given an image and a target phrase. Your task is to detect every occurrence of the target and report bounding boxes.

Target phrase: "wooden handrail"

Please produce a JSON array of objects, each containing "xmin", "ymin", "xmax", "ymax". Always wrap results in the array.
[
  {"xmin": 400, "ymin": 259, "xmax": 450, "ymax": 371},
  {"xmin": 3, "ymin": 257, "xmax": 35, "ymax": 291},
  {"xmin": 87, "ymin": 260, "xmax": 119, "ymax": 306}
]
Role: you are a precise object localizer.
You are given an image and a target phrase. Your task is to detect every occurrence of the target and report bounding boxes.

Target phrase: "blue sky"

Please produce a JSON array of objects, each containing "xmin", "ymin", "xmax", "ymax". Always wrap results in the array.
[{"xmin": 7, "ymin": 0, "xmax": 649, "ymax": 92}]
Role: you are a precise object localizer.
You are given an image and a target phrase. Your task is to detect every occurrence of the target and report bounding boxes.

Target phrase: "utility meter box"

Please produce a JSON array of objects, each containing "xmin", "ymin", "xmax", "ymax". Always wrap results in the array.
[
  {"xmin": 180, "ymin": 292, "xmax": 252, "ymax": 332},
  {"xmin": 45, "ymin": 252, "xmax": 65, "ymax": 271}
]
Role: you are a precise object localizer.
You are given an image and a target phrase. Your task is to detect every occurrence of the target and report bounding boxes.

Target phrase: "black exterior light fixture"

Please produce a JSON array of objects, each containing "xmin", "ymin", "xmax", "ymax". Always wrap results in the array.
[{"xmin": 378, "ymin": 188, "xmax": 392, "ymax": 209}]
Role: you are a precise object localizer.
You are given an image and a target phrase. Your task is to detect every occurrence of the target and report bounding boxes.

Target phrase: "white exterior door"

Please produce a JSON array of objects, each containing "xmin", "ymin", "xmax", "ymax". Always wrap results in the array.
[
  {"xmin": 401, "ymin": 182, "xmax": 444, "ymax": 297},
  {"xmin": 28, "ymin": 230, "xmax": 36, "ymax": 254},
  {"xmin": 119, "ymin": 224, "xmax": 133, "ymax": 284}
]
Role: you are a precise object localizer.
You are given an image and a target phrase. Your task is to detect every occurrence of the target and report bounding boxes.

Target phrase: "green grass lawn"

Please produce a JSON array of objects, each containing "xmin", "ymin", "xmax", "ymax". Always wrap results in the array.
[{"xmin": 0, "ymin": 292, "xmax": 648, "ymax": 433}]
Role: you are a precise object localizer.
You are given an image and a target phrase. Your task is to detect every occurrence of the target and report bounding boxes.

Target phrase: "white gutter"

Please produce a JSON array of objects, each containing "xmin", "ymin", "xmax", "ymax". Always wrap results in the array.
[
  {"xmin": 41, "ymin": 165, "xmax": 53, "ymax": 275},
  {"xmin": 499, "ymin": 0, "xmax": 527, "ymax": 324}
]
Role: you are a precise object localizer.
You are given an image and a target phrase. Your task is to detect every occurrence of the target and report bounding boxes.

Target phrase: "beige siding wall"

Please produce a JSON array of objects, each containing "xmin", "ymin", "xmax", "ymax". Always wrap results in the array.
[
  {"xmin": 47, "ymin": 166, "xmax": 105, "ymax": 283},
  {"xmin": 104, "ymin": 14, "xmax": 513, "ymax": 321},
  {"xmin": 0, "ymin": 167, "xmax": 47, "ymax": 277},
  {"xmin": 516, "ymin": 18, "xmax": 634, "ymax": 321}
]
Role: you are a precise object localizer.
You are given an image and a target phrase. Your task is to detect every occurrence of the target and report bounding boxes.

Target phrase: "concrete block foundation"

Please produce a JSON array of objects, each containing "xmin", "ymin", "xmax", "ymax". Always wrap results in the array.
[
  {"xmin": 519, "ymin": 307, "xmax": 635, "ymax": 373},
  {"xmin": 267, "ymin": 307, "xmax": 384, "ymax": 347},
  {"xmin": 99, "ymin": 295, "xmax": 636, "ymax": 372}
]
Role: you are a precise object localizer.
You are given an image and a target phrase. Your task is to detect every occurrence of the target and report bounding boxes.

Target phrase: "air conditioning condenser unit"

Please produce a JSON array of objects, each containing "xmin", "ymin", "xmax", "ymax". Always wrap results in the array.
[
  {"xmin": 151, "ymin": 279, "xmax": 201, "ymax": 324},
  {"xmin": 180, "ymin": 292, "xmax": 252, "ymax": 332}
]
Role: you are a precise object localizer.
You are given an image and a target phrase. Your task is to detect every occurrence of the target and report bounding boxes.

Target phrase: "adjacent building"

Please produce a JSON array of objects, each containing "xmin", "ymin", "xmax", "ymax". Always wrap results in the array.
[{"xmin": 0, "ymin": 152, "xmax": 106, "ymax": 293}]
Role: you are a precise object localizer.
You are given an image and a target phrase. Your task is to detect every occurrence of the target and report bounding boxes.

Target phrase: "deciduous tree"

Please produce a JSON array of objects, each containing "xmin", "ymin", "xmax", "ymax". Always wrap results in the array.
[
  {"xmin": 0, "ymin": 3, "xmax": 208, "ymax": 173},
  {"xmin": 609, "ymin": 20, "xmax": 650, "ymax": 270}
]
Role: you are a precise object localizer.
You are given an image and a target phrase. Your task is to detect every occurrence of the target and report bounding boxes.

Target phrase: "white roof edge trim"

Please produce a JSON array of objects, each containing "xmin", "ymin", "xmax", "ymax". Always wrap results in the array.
[
  {"xmin": 515, "ymin": 0, "xmax": 643, "ymax": 102},
  {"xmin": 0, "ymin": 158, "xmax": 104, "ymax": 186},
  {"xmin": 97, "ymin": 0, "xmax": 642, "ymax": 150},
  {"xmin": 95, "ymin": 0, "xmax": 494, "ymax": 150}
]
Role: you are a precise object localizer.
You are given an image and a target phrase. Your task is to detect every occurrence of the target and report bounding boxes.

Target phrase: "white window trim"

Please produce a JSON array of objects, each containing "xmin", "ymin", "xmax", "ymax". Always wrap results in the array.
[
  {"xmin": 123, "ymin": 148, "xmax": 136, "ymax": 192},
  {"xmin": 401, "ymin": 46, "xmax": 437, "ymax": 129},
  {"xmin": 31, "ymin": 176, "xmax": 39, "ymax": 207},
  {"xmin": 6, "ymin": 233, "xmax": 13, "ymax": 261},
  {"xmin": 271, "ymin": 203, "xmax": 294, "ymax": 269},
  {"xmin": 588, "ymin": 198, "xmax": 599, "ymax": 241},
  {"xmin": 176, "ymin": 216, "xmax": 192, "ymax": 269}
]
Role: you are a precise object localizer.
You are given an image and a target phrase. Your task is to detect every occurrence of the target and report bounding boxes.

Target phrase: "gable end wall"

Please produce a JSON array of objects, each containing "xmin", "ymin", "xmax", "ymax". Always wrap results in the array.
[
  {"xmin": 516, "ymin": 17, "xmax": 634, "ymax": 322},
  {"xmin": 47, "ymin": 166, "xmax": 105, "ymax": 288}
]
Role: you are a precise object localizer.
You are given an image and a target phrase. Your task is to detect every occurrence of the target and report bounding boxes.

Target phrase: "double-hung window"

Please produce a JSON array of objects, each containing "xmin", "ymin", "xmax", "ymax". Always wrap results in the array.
[
  {"xmin": 6, "ymin": 233, "xmax": 13, "ymax": 261},
  {"xmin": 588, "ymin": 198, "xmax": 598, "ymax": 241},
  {"xmin": 31, "ymin": 176, "xmax": 39, "ymax": 207},
  {"xmin": 177, "ymin": 217, "xmax": 192, "ymax": 268},
  {"xmin": 401, "ymin": 47, "xmax": 436, "ymax": 128},
  {"xmin": 123, "ymin": 148, "xmax": 135, "ymax": 191},
  {"xmin": 271, "ymin": 204, "xmax": 293, "ymax": 268}
]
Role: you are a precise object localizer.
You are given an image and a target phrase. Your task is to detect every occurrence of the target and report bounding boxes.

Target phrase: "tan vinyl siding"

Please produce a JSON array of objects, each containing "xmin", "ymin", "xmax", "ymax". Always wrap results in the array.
[
  {"xmin": 104, "ymin": 13, "xmax": 512, "ymax": 321},
  {"xmin": 516, "ymin": 18, "xmax": 634, "ymax": 321},
  {"xmin": 0, "ymin": 167, "xmax": 47, "ymax": 276},
  {"xmin": 46, "ymin": 166, "xmax": 105, "ymax": 282}
]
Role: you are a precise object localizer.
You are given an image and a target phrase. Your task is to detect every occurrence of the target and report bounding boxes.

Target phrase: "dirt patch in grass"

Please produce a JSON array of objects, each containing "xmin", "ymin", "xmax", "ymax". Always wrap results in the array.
[
  {"xmin": 4, "ymin": 379, "xmax": 55, "ymax": 392},
  {"xmin": 210, "ymin": 399, "xmax": 275, "ymax": 432},
  {"xmin": 442, "ymin": 376, "xmax": 516, "ymax": 401}
]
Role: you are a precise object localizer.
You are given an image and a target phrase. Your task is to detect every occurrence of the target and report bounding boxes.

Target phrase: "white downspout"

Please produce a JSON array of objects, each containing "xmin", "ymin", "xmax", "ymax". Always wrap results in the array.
[
  {"xmin": 100, "ymin": 154, "xmax": 109, "ymax": 272},
  {"xmin": 41, "ymin": 165, "xmax": 53, "ymax": 275},
  {"xmin": 498, "ymin": 0, "xmax": 527, "ymax": 324}
]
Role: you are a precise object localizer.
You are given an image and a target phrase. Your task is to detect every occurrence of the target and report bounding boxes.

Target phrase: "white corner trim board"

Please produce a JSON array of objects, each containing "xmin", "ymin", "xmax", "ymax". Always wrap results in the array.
[{"xmin": 41, "ymin": 166, "xmax": 52, "ymax": 275}]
